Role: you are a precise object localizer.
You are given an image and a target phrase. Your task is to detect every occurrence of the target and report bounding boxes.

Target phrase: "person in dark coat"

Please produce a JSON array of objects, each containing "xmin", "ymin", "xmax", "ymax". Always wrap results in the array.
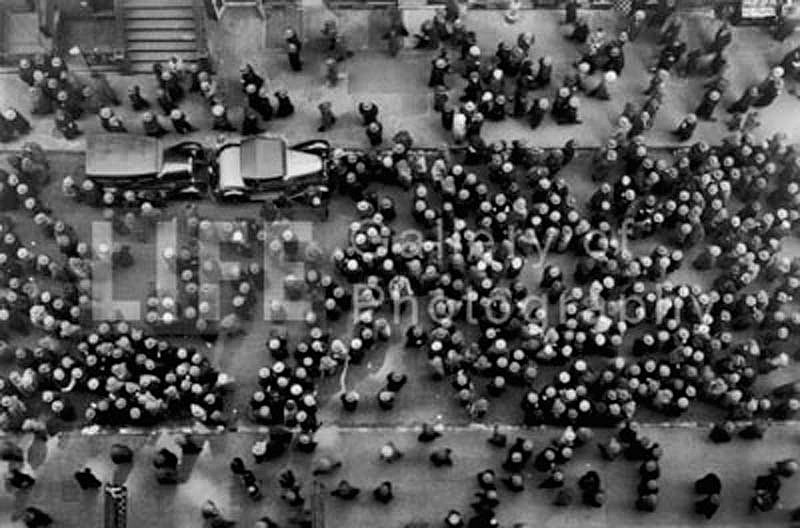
[
  {"xmin": 7, "ymin": 468, "xmax": 36, "ymax": 490},
  {"xmin": 429, "ymin": 57, "xmax": 450, "ymax": 88},
  {"xmin": 89, "ymin": 71, "xmax": 121, "ymax": 106},
  {"xmin": 74, "ymin": 468, "xmax": 102, "ymax": 490},
  {"xmin": 366, "ymin": 121, "xmax": 383, "ymax": 146},
  {"xmin": 754, "ymin": 68, "xmax": 784, "ymax": 107},
  {"xmin": 55, "ymin": 110, "xmax": 82, "ymax": 140},
  {"xmin": 211, "ymin": 104, "xmax": 236, "ymax": 132},
  {"xmin": 128, "ymin": 85, "xmax": 150, "ymax": 111},
  {"xmin": 358, "ymin": 101, "xmax": 379, "ymax": 125},
  {"xmin": 29, "ymin": 86, "xmax": 52, "ymax": 116},
  {"xmin": 20, "ymin": 506, "xmax": 52, "ymax": 528},
  {"xmin": 728, "ymin": 85, "xmax": 760, "ymax": 114},
  {"xmin": 672, "ymin": 113, "xmax": 697, "ymax": 141},
  {"xmin": 331, "ymin": 480, "xmax": 360, "ymax": 500},
  {"xmin": 2, "ymin": 109, "xmax": 31, "ymax": 136},
  {"xmin": 110, "ymin": 444, "xmax": 133, "ymax": 465},
  {"xmin": 695, "ymin": 88, "xmax": 721, "ymax": 121},
  {"xmin": 241, "ymin": 109, "xmax": 264, "ymax": 135},
  {"xmin": 142, "ymin": 112, "xmax": 168, "ymax": 138},
  {"xmin": 318, "ymin": 101, "xmax": 336, "ymax": 132},
  {"xmin": 170, "ymin": 109, "xmax": 196, "ymax": 134},
  {"xmin": 528, "ymin": 97, "xmax": 549, "ymax": 129},
  {"xmin": 534, "ymin": 56, "xmax": 553, "ymax": 88},
  {"xmin": 155, "ymin": 88, "xmax": 175, "ymax": 116},
  {"xmin": 373, "ymin": 481, "xmax": 394, "ymax": 503},
  {"xmin": 240, "ymin": 64, "xmax": 265, "ymax": 92},
  {"xmin": 18, "ymin": 58, "xmax": 34, "ymax": 86},
  {"xmin": 287, "ymin": 42, "xmax": 303, "ymax": 71},
  {"xmin": 275, "ymin": 90, "xmax": 295, "ymax": 118},
  {"xmin": 249, "ymin": 86, "xmax": 273, "ymax": 121}
]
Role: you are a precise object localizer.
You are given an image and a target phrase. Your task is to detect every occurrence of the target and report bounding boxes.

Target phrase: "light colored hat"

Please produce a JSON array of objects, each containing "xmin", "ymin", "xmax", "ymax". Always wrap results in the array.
[
  {"xmin": 99, "ymin": 107, "xmax": 112, "ymax": 119},
  {"xmin": 211, "ymin": 104, "xmax": 225, "ymax": 117},
  {"xmin": 170, "ymin": 109, "xmax": 182, "ymax": 119}
]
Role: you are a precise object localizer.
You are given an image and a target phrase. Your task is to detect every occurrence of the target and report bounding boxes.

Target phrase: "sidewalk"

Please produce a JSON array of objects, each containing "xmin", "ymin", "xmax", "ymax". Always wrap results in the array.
[
  {"xmin": 1, "ymin": 10, "xmax": 799, "ymax": 151},
  {"xmin": 0, "ymin": 424, "xmax": 798, "ymax": 528}
]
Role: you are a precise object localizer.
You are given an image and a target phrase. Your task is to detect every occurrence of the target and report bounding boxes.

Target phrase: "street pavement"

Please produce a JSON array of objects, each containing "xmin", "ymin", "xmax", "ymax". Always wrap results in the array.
[
  {"xmin": 2, "ymin": 7, "xmax": 800, "ymax": 527},
  {"xmin": 3, "ymin": 151, "xmax": 799, "ymax": 429},
  {"xmin": 0, "ymin": 425, "xmax": 799, "ymax": 528},
  {"xmin": 0, "ymin": 10, "xmax": 800, "ymax": 150}
]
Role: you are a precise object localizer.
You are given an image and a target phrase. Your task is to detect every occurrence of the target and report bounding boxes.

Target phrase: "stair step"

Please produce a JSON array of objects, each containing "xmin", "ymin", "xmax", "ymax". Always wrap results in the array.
[
  {"xmin": 125, "ymin": 0, "xmax": 194, "ymax": 7},
  {"xmin": 124, "ymin": 8, "xmax": 194, "ymax": 19},
  {"xmin": 125, "ymin": 18, "xmax": 196, "ymax": 30},
  {"xmin": 127, "ymin": 40, "xmax": 198, "ymax": 51},
  {"xmin": 127, "ymin": 49, "xmax": 198, "ymax": 62},
  {"xmin": 127, "ymin": 29, "xmax": 197, "ymax": 42}
]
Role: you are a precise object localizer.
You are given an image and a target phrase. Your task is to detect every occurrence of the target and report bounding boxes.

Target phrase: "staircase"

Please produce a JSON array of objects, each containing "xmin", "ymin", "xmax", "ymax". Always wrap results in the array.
[{"xmin": 122, "ymin": 0, "xmax": 203, "ymax": 73}]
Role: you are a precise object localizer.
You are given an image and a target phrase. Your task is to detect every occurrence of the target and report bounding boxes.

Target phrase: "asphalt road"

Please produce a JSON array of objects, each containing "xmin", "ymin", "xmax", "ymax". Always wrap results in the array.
[{"xmin": 0, "ymin": 425, "xmax": 798, "ymax": 528}]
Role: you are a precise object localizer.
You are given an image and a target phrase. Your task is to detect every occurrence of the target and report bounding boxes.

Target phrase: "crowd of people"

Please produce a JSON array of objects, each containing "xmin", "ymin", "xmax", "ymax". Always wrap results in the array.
[{"xmin": 2, "ymin": 1, "xmax": 800, "ymax": 527}]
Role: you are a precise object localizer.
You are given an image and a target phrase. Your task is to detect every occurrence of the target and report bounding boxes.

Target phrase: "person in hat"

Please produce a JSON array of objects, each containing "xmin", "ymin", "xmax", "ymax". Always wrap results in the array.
[
  {"xmin": 318, "ymin": 102, "xmax": 336, "ymax": 132},
  {"xmin": 211, "ymin": 104, "xmax": 236, "ymax": 132},
  {"xmin": 97, "ymin": 107, "xmax": 114, "ymax": 130},
  {"xmin": 588, "ymin": 70, "xmax": 616, "ymax": 100},
  {"xmin": 155, "ymin": 88, "xmax": 176, "ymax": 116},
  {"xmin": 754, "ymin": 67, "xmax": 784, "ymax": 107},
  {"xmin": 170, "ymin": 109, "xmax": 196, "ymax": 134},
  {"xmin": 358, "ymin": 101, "xmax": 379, "ymax": 125},
  {"xmin": 728, "ymin": 85, "xmax": 760, "ymax": 114},
  {"xmin": 528, "ymin": 97, "xmax": 549, "ymax": 129},
  {"xmin": 29, "ymin": 86, "xmax": 52, "ymax": 116},
  {"xmin": 331, "ymin": 480, "xmax": 360, "ymax": 500},
  {"xmin": 672, "ymin": 113, "xmax": 697, "ymax": 141},
  {"xmin": 106, "ymin": 115, "xmax": 127, "ymax": 133},
  {"xmin": 141, "ymin": 112, "xmax": 168, "ymax": 138},
  {"xmin": 287, "ymin": 41, "xmax": 303, "ymax": 71},
  {"xmin": 695, "ymin": 88, "xmax": 721, "ymax": 121},
  {"xmin": 18, "ymin": 58, "xmax": 34, "ymax": 86},
  {"xmin": 54, "ymin": 109, "xmax": 81, "ymax": 140},
  {"xmin": 128, "ymin": 85, "xmax": 150, "ymax": 111},
  {"xmin": 325, "ymin": 57, "xmax": 339, "ymax": 87},
  {"xmin": 74, "ymin": 468, "xmax": 102, "ymax": 490},
  {"xmin": 429, "ymin": 56, "xmax": 451, "ymax": 88},
  {"xmin": 366, "ymin": 120, "xmax": 383, "ymax": 146},
  {"xmin": 19, "ymin": 506, "xmax": 52, "ymax": 527},
  {"xmin": 249, "ymin": 86, "xmax": 273, "ymax": 121},
  {"xmin": 275, "ymin": 90, "xmax": 294, "ymax": 118},
  {"xmin": 241, "ymin": 109, "xmax": 264, "ymax": 136},
  {"xmin": 373, "ymin": 481, "xmax": 394, "ymax": 503},
  {"xmin": 2, "ymin": 109, "xmax": 31, "ymax": 137},
  {"xmin": 239, "ymin": 64, "xmax": 264, "ymax": 93}
]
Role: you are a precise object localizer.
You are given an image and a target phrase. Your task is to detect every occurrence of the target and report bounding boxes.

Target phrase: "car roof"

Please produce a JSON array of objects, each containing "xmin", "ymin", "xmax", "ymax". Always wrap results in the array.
[
  {"xmin": 240, "ymin": 135, "xmax": 287, "ymax": 181},
  {"xmin": 86, "ymin": 134, "xmax": 161, "ymax": 177}
]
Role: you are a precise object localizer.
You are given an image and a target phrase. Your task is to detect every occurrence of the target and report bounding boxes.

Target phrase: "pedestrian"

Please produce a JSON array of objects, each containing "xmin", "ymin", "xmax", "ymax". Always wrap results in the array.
[
  {"xmin": 142, "ymin": 112, "xmax": 168, "ymax": 138},
  {"xmin": 240, "ymin": 64, "xmax": 264, "ymax": 92},
  {"xmin": 7, "ymin": 468, "xmax": 36, "ymax": 490},
  {"xmin": 18, "ymin": 58, "xmax": 34, "ymax": 86},
  {"xmin": 695, "ymin": 88, "xmax": 721, "ymax": 121},
  {"xmin": 429, "ymin": 57, "xmax": 450, "ymax": 88},
  {"xmin": 106, "ymin": 116, "xmax": 127, "ymax": 133},
  {"xmin": 728, "ymin": 85, "xmax": 759, "ymax": 114},
  {"xmin": 20, "ymin": 506, "xmax": 52, "ymax": 528},
  {"xmin": 110, "ymin": 443, "xmax": 134, "ymax": 465},
  {"xmin": 55, "ymin": 110, "xmax": 81, "ymax": 140},
  {"xmin": 452, "ymin": 110, "xmax": 467, "ymax": 143},
  {"xmin": 366, "ymin": 121, "xmax": 383, "ymax": 146},
  {"xmin": 672, "ymin": 113, "xmax": 697, "ymax": 141},
  {"xmin": 241, "ymin": 109, "xmax": 264, "ymax": 135},
  {"xmin": 73, "ymin": 468, "xmax": 102, "ymax": 490},
  {"xmin": 325, "ymin": 57, "xmax": 339, "ymax": 87},
  {"xmin": 528, "ymin": 97, "xmax": 549, "ymax": 129},
  {"xmin": 287, "ymin": 43, "xmax": 303, "ymax": 72},
  {"xmin": 29, "ymin": 86, "xmax": 52, "ymax": 116},
  {"xmin": 155, "ymin": 88, "xmax": 175, "ymax": 116},
  {"xmin": 211, "ymin": 104, "xmax": 236, "ymax": 132},
  {"xmin": 318, "ymin": 102, "xmax": 336, "ymax": 132},
  {"xmin": 89, "ymin": 71, "xmax": 121, "ymax": 106},
  {"xmin": 358, "ymin": 101, "xmax": 379, "ymax": 125},
  {"xmin": 384, "ymin": 23, "xmax": 408, "ymax": 57},
  {"xmin": 2, "ymin": 108, "xmax": 32, "ymax": 137},
  {"xmin": 331, "ymin": 480, "xmax": 360, "ymax": 500},
  {"xmin": 170, "ymin": 109, "xmax": 196, "ymax": 134},
  {"xmin": 587, "ymin": 71, "xmax": 616, "ymax": 100},
  {"xmin": 275, "ymin": 90, "xmax": 294, "ymax": 118},
  {"xmin": 128, "ymin": 85, "xmax": 150, "ymax": 111},
  {"xmin": 373, "ymin": 481, "xmax": 394, "ymax": 503}
]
